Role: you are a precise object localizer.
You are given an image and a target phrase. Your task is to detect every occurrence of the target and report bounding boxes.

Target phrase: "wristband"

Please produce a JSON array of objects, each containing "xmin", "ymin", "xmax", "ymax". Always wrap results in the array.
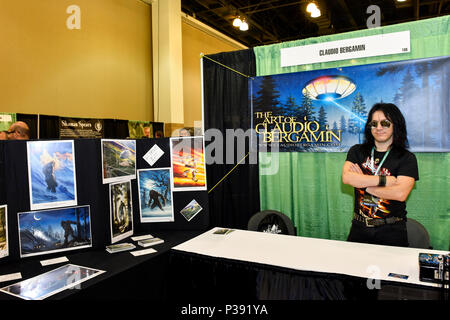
[{"xmin": 378, "ymin": 175, "xmax": 386, "ymax": 187}]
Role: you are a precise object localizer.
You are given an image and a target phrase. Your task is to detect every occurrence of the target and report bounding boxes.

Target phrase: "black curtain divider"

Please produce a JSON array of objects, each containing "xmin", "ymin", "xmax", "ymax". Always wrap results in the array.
[
  {"xmin": 203, "ymin": 49, "xmax": 260, "ymax": 229},
  {"xmin": 103, "ymin": 119, "xmax": 129, "ymax": 139},
  {"xmin": 38, "ymin": 114, "xmax": 59, "ymax": 139},
  {"xmin": 16, "ymin": 114, "xmax": 38, "ymax": 139}
]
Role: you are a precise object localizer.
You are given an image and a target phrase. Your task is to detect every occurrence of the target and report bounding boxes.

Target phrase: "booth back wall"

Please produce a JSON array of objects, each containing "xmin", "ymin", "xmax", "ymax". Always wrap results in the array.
[{"xmin": 255, "ymin": 16, "xmax": 450, "ymax": 251}]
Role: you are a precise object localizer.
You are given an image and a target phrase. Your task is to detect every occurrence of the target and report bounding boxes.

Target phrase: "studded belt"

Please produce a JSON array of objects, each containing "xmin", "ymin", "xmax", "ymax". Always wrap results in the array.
[{"xmin": 354, "ymin": 211, "xmax": 404, "ymax": 228}]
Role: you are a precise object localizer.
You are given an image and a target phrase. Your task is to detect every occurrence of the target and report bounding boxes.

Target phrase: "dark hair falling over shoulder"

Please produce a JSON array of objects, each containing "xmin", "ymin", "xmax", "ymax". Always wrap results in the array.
[{"xmin": 361, "ymin": 103, "xmax": 409, "ymax": 156}]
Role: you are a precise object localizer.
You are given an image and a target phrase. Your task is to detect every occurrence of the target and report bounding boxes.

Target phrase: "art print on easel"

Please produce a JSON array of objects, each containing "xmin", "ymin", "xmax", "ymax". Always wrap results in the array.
[
  {"xmin": 170, "ymin": 136, "xmax": 207, "ymax": 191},
  {"xmin": 109, "ymin": 180, "xmax": 133, "ymax": 243},
  {"xmin": 0, "ymin": 205, "xmax": 8, "ymax": 259},
  {"xmin": 18, "ymin": 205, "xmax": 92, "ymax": 258},
  {"xmin": 137, "ymin": 168, "xmax": 174, "ymax": 223},
  {"xmin": 27, "ymin": 140, "xmax": 77, "ymax": 210},
  {"xmin": 101, "ymin": 139, "xmax": 136, "ymax": 184}
]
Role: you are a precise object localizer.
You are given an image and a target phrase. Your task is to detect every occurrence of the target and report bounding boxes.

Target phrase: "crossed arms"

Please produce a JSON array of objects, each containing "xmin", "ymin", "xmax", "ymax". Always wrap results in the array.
[{"xmin": 342, "ymin": 161, "xmax": 415, "ymax": 202}]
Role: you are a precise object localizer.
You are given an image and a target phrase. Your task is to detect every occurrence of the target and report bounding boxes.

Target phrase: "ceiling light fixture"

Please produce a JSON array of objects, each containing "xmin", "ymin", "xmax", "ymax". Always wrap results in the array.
[
  {"xmin": 306, "ymin": 1, "xmax": 321, "ymax": 18},
  {"xmin": 239, "ymin": 19, "xmax": 249, "ymax": 31},
  {"xmin": 232, "ymin": 16, "xmax": 242, "ymax": 27},
  {"xmin": 306, "ymin": 2, "xmax": 318, "ymax": 13},
  {"xmin": 310, "ymin": 8, "xmax": 321, "ymax": 18}
]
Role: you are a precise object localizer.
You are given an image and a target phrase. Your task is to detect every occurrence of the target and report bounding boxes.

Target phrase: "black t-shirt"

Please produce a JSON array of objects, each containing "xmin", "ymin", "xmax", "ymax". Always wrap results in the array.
[{"xmin": 346, "ymin": 144, "xmax": 419, "ymax": 219}]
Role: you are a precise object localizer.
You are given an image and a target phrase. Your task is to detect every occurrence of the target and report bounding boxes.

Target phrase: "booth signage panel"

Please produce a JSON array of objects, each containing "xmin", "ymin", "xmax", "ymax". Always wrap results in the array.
[
  {"xmin": 280, "ymin": 31, "xmax": 410, "ymax": 67},
  {"xmin": 59, "ymin": 117, "xmax": 104, "ymax": 138}
]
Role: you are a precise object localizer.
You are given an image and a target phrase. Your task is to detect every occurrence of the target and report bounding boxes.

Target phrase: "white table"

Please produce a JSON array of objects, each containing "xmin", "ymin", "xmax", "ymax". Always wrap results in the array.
[{"xmin": 174, "ymin": 227, "xmax": 449, "ymax": 288}]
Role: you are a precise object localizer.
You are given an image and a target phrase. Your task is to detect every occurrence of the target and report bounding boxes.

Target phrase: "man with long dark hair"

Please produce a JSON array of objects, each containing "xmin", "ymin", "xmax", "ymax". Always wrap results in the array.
[{"xmin": 342, "ymin": 103, "xmax": 419, "ymax": 247}]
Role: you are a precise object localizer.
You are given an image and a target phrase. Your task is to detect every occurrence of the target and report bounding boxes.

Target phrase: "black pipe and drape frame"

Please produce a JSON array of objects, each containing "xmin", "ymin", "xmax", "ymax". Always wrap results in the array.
[{"xmin": 202, "ymin": 49, "xmax": 260, "ymax": 229}]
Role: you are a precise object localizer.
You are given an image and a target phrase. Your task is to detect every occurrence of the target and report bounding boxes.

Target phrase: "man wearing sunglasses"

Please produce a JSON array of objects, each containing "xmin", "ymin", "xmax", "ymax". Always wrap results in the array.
[{"xmin": 342, "ymin": 103, "xmax": 418, "ymax": 247}]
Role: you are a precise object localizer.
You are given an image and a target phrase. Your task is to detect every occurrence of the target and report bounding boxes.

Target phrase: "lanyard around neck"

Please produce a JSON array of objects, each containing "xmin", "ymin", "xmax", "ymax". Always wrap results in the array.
[{"xmin": 371, "ymin": 146, "xmax": 390, "ymax": 176}]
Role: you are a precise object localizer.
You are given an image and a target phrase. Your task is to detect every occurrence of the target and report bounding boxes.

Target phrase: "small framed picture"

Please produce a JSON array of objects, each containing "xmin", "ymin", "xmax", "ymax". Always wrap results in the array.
[{"xmin": 180, "ymin": 199, "xmax": 203, "ymax": 222}]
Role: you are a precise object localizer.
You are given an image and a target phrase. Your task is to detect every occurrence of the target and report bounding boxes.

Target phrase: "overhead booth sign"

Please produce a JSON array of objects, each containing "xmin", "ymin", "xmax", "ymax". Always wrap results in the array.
[{"xmin": 280, "ymin": 31, "xmax": 411, "ymax": 67}]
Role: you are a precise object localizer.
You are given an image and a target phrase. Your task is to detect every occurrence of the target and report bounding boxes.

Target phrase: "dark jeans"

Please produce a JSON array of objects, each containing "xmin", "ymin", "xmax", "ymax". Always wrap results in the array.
[{"xmin": 347, "ymin": 219, "xmax": 409, "ymax": 247}]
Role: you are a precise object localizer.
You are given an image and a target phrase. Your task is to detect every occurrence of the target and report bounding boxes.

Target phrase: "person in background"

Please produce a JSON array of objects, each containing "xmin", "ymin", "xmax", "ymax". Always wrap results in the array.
[
  {"xmin": 179, "ymin": 128, "xmax": 191, "ymax": 137},
  {"xmin": 7, "ymin": 121, "xmax": 30, "ymax": 140},
  {"xmin": 342, "ymin": 103, "xmax": 418, "ymax": 247},
  {"xmin": 143, "ymin": 126, "xmax": 151, "ymax": 138}
]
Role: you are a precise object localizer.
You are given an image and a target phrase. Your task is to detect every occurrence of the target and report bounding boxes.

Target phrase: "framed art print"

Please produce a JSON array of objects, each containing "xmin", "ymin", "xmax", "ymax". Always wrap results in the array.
[
  {"xmin": 101, "ymin": 139, "xmax": 136, "ymax": 184},
  {"xmin": 137, "ymin": 168, "xmax": 174, "ymax": 223},
  {"xmin": 27, "ymin": 140, "xmax": 77, "ymax": 210},
  {"xmin": 170, "ymin": 136, "xmax": 207, "ymax": 191},
  {"xmin": 0, "ymin": 264, "xmax": 104, "ymax": 300},
  {"xmin": 180, "ymin": 199, "xmax": 203, "ymax": 222},
  {"xmin": 0, "ymin": 205, "xmax": 8, "ymax": 259},
  {"xmin": 18, "ymin": 205, "xmax": 92, "ymax": 258},
  {"xmin": 109, "ymin": 180, "xmax": 134, "ymax": 243}
]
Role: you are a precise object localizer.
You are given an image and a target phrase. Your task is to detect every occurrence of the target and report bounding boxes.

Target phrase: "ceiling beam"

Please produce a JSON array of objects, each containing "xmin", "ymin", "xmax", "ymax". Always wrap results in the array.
[
  {"xmin": 184, "ymin": 0, "xmax": 251, "ymax": 44},
  {"xmin": 215, "ymin": 0, "xmax": 279, "ymax": 42},
  {"xmin": 334, "ymin": 0, "xmax": 357, "ymax": 27},
  {"xmin": 185, "ymin": 0, "xmax": 278, "ymax": 45},
  {"xmin": 414, "ymin": 0, "xmax": 420, "ymax": 20},
  {"xmin": 243, "ymin": 2, "xmax": 303, "ymax": 14},
  {"xmin": 438, "ymin": 0, "xmax": 444, "ymax": 14}
]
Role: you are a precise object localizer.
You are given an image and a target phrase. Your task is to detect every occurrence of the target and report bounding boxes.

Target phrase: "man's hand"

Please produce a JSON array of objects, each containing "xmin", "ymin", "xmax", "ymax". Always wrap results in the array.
[{"xmin": 348, "ymin": 163, "xmax": 363, "ymax": 174}]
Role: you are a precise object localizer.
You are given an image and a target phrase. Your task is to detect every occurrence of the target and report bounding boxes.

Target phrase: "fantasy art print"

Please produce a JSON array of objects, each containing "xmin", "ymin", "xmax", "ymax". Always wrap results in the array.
[
  {"xmin": 170, "ymin": 137, "xmax": 207, "ymax": 191},
  {"xmin": 18, "ymin": 206, "xmax": 92, "ymax": 258},
  {"xmin": 27, "ymin": 140, "xmax": 77, "ymax": 210},
  {"xmin": 109, "ymin": 180, "xmax": 134, "ymax": 243},
  {"xmin": 137, "ymin": 168, "xmax": 174, "ymax": 223}
]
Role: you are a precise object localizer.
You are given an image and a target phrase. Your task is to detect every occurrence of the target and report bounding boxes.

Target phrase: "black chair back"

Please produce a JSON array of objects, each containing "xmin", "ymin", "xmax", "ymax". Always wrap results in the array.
[
  {"xmin": 406, "ymin": 218, "xmax": 431, "ymax": 249},
  {"xmin": 248, "ymin": 210, "xmax": 296, "ymax": 235}
]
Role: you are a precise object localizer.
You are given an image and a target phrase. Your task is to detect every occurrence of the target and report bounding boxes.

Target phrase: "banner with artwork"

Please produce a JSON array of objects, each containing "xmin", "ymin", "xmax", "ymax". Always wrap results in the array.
[
  {"xmin": 128, "ymin": 121, "xmax": 153, "ymax": 138},
  {"xmin": 0, "ymin": 112, "xmax": 16, "ymax": 131},
  {"xmin": 251, "ymin": 55, "xmax": 449, "ymax": 152}
]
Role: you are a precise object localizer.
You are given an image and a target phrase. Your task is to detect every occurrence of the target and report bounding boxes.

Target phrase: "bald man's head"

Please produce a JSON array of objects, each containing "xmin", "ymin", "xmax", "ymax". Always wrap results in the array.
[{"xmin": 8, "ymin": 121, "xmax": 30, "ymax": 140}]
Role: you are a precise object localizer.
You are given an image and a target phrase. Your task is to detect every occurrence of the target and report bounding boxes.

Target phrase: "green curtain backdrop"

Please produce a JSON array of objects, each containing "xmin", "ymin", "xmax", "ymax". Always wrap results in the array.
[{"xmin": 254, "ymin": 16, "xmax": 450, "ymax": 250}]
